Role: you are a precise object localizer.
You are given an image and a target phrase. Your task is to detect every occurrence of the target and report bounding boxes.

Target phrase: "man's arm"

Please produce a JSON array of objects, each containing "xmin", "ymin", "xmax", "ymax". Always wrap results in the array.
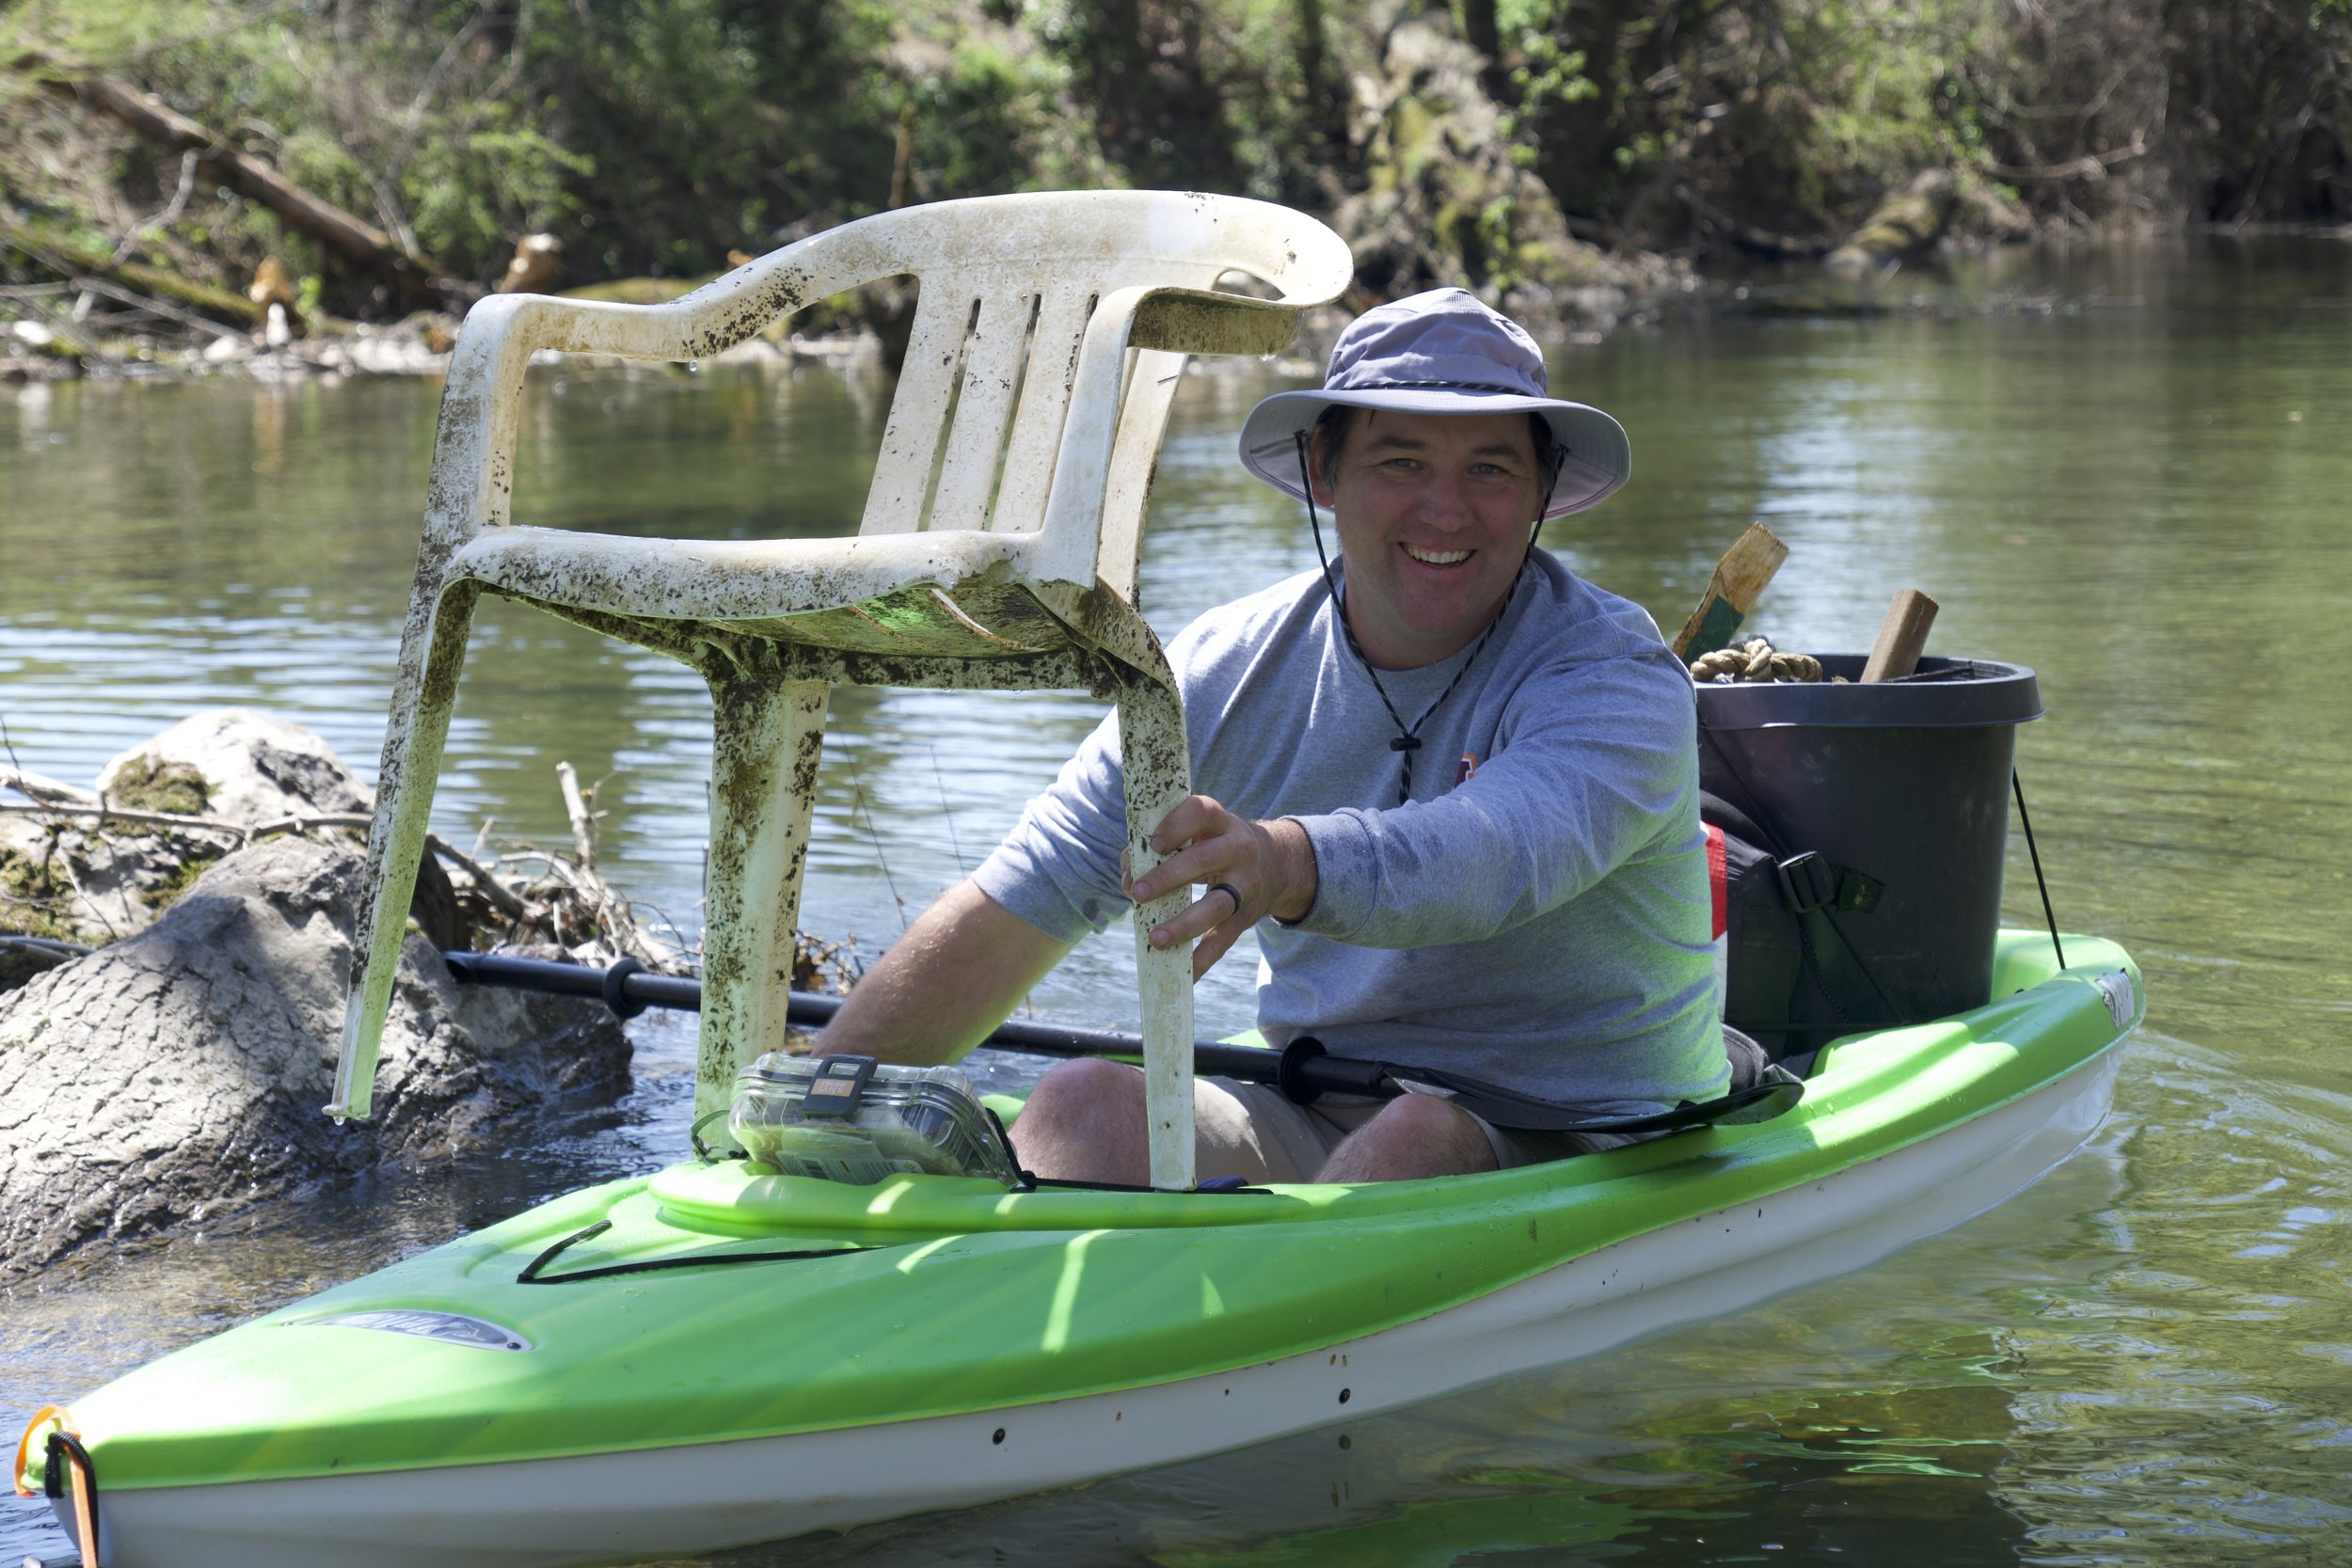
[{"xmin": 818, "ymin": 879, "xmax": 1073, "ymax": 1065}]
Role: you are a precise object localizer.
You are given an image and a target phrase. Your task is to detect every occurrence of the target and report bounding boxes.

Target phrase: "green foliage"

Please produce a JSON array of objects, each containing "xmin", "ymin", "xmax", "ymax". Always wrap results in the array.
[
  {"xmin": 1491, "ymin": 0, "xmax": 2013, "ymax": 234},
  {"xmin": 0, "ymin": 0, "xmax": 224, "ymax": 84},
  {"xmin": 1492, "ymin": 0, "xmax": 1593, "ymax": 124},
  {"xmin": 5, "ymin": 0, "xmax": 2347, "ymax": 312},
  {"xmin": 404, "ymin": 125, "xmax": 593, "ymax": 272},
  {"xmin": 894, "ymin": 24, "xmax": 1112, "ymax": 200}
]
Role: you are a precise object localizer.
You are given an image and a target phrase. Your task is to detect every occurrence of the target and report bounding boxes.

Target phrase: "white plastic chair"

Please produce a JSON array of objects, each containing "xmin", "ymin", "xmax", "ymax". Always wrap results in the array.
[{"xmin": 327, "ymin": 191, "xmax": 1353, "ymax": 1191}]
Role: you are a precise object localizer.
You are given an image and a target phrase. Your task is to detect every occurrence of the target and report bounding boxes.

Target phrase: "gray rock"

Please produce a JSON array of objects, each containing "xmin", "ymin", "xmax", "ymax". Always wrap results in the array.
[
  {"xmin": 3, "ymin": 710, "xmax": 401, "ymax": 956},
  {"xmin": 0, "ymin": 834, "xmax": 628, "ymax": 1282},
  {"xmin": 95, "ymin": 708, "xmax": 373, "ymax": 825}
]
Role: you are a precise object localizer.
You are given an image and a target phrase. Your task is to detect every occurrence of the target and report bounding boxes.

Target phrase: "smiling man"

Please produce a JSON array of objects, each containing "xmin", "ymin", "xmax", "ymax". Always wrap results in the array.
[{"xmin": 818, "ymin": 289, "xmax": 1725, "ymax": 1183}]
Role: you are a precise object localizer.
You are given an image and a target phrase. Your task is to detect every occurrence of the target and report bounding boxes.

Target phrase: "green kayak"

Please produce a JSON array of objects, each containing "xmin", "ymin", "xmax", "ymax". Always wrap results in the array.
[{"xmin": 19, "ymin": 929, "xmax": 2139, "ymax": 1568}]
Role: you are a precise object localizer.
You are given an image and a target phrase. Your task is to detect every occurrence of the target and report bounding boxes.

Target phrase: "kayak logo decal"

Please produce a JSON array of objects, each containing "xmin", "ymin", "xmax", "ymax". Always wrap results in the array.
[{"xmin": 305, "ymin": 1310, "xmax": 532, "ymax": 1352}]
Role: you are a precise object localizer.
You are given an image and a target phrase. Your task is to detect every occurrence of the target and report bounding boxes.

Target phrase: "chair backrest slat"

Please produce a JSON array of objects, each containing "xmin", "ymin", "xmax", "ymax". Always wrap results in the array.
[
  {"xmin": 1095, "ymin": 345, "xmax": 1188, "ymax": 601},
  {"xmin": 984, "ymin": 281, "xmax": 1097, "ymax": 539},
  {"xmin": 929, "ymin": 285, "xmax": 1039, "ymax": 532},
  {"xmin": 776, "ymin": 195, "xmax": 1350, "ymax": 556},
  {"xmin": 859, "ymin": 285, "xmax": 977, "ymax": 536}
]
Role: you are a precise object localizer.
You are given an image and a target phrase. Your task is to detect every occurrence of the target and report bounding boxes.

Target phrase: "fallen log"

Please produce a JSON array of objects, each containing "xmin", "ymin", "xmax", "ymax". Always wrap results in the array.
[
  {"xmin": 1824, "ymin": 170, "xmax": 1960, "ymax": 277},
  {"xmin": 0, "ymin": 218, "xmax": 260, "ymax": 328},
  {"xmin": 35, "ymin": 68, "xmax": 466, "ymax": 309}
]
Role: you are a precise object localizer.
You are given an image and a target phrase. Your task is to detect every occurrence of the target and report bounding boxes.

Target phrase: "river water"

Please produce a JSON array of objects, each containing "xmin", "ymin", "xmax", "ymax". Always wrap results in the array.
[{"xmin": 4, "ymin": 237, "xmax": 2349, "ymax": 1565}]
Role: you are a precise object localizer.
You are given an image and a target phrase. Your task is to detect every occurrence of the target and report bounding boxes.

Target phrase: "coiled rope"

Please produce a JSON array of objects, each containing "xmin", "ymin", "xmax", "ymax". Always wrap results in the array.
[{"xmin": 1688, "ymin": 636, "xmax": 1832, "ymax": 685}]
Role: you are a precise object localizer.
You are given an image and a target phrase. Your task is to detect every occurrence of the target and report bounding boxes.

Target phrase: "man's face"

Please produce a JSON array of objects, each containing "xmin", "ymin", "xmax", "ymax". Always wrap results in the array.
[{"xmin": 1311, "ymin": 409, "xmax": 1546, "ymax": 671}]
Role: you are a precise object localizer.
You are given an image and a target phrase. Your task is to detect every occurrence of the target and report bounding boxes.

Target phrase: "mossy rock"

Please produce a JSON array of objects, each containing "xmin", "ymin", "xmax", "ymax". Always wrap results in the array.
[
  {"xmin": 557, "ymin": 277, "xmax": 705, "ymax": 307},
  {"xmin": 0, "ymin": 845, "xmax": 73, "ymax": 906},
  {"xmin": 0, "ymin": 847, "xmax": 92, "ymax": 945},
  {"xmin": 103, "ymin": 757, "xmax": 211, "ymax": 817},
  {"xmin": 141, "ymin": 847, "xmax": 226, "ymax": 912}
]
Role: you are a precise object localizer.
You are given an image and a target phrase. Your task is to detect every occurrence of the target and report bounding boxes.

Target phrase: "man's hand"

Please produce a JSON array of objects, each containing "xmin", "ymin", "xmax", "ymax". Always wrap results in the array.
[{"xmin": 1123, "ymin": 796, "xmax": 1318, "ymax": 981}]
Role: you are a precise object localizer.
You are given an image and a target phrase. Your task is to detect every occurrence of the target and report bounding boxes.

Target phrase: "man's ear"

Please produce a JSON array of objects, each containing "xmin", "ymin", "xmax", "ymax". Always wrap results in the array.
[{"xmin": 1305, "ymin": 432, "xmax": 1339, "ymax": 507}]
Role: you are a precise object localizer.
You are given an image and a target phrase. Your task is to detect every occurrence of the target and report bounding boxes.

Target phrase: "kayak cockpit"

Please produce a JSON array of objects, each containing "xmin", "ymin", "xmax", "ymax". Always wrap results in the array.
[{"xmin": 641, "ymin": 933, "xmax": 2137, "ymax": 1246}]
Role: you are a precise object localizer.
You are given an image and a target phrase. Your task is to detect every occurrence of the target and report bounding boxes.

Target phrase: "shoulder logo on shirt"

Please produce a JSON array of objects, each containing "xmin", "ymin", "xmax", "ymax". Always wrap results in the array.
[{"xmin": 1454, "ymin": 752, "xmax": 1478, "ymax": 787}]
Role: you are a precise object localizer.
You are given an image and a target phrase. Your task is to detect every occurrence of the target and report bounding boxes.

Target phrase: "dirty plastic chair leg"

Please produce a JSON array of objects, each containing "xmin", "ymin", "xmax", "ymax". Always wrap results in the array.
[
  {"xmin": 1116, "ymin": 674, "xmax": 1198, "ymax": 1191},
  {"xmin": 694, "ymin": 661, "xmax": 832, "ymax": 1126},
  {"xmin": 330, "ymin": 582, "xmax": 480, "ymax": 1120}
]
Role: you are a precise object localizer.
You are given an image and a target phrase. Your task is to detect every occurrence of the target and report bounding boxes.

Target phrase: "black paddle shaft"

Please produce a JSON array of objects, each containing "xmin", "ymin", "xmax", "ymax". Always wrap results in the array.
[
  {"xmin": 437, "ymin": 950, "xmax": 1384, "ymax": 1095},
  {"xmin": 438, "ymin": 952, "xmax": 1795, "ymax": 1136}
]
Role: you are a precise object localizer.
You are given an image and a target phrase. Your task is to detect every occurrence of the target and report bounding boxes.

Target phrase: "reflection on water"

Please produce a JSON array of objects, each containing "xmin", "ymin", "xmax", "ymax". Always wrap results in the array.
[{"xmin": 5, "ymin": 237, "xmax": 2351, "ymax": 1564}]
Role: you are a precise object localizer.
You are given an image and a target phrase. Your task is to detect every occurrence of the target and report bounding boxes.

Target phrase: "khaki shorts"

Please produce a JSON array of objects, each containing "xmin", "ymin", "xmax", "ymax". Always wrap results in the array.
[{"xmin": 1192, "ymin": 1076, "xmax": 1639, "ymax": 1185}]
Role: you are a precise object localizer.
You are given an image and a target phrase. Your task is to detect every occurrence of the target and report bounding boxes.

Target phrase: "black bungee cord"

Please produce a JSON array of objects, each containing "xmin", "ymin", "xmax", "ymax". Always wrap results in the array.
[{"xmin": 1293, "ymin": 430, "xmax": 1557, "ymax": 804}]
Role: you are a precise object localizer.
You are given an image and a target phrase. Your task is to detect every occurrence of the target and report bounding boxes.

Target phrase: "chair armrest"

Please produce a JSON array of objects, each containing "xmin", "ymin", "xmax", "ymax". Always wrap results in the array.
[
  {"xmin": 1129, "ymin": 288, "xmax": 1304, "ymax": 357},
  {"xmin": 1032, "ymin": 278, "xmax": 1318, "ymax": 587}
]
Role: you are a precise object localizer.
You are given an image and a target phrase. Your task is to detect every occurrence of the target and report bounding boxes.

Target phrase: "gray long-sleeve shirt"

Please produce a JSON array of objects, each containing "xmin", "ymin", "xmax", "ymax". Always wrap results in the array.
[{"xmin": 973, "ymin": 551, "xmax": 1727, "ymax": 1115}]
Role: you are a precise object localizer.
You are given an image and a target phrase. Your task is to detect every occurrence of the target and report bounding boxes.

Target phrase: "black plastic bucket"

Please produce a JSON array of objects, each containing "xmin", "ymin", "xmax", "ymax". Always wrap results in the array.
[{"xmin": 1696, "ymin": 655, "xmax": 2042, "ymax": 1050}]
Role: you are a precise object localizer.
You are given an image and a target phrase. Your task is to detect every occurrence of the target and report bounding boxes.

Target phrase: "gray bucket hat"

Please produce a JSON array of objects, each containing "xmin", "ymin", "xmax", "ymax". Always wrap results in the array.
[{"xmin": 1238, "ymin": 287, "xmax": 1630, "ymax": 520}]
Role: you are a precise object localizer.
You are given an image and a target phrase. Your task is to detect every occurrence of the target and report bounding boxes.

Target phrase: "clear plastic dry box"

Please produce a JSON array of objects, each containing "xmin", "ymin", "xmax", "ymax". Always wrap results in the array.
[{"xmin": 729, "ymin": 1053, "xmax": 1020, "ymax": 1187}]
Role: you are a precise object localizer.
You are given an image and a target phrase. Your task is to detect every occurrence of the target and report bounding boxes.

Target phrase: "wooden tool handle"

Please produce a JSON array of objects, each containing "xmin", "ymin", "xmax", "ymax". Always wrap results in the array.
[
  {"xmin": 1671, "ymin": 522, "xmax": 1790, "ymax": 659},
  {"xmin": 1861, "ymin": 589, "xmax": 1939, "ymax": 683}
]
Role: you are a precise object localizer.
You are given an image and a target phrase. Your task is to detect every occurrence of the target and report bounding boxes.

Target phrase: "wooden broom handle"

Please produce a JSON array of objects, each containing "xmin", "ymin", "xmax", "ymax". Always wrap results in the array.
[{"xmin": 1861, "ymin": 589, "xmax": 1939, "ymax": 683}]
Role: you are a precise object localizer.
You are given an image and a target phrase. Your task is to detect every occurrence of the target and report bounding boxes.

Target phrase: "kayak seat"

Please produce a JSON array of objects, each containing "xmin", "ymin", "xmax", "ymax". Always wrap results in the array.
[{"xmin": 327, "ymin": 191, "xmax": 1353, "ymax": 1195}]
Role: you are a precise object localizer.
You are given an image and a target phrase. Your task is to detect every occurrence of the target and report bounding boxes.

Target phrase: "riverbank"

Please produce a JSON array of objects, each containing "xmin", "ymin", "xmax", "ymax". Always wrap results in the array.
[
  {"xmin": 19, "ymin": 225, "xmax": 2312, "ymax": 386},
  {"xmin": 0, "ymin": 296, "xmax": 878, "ymax": 384},
  {"xmin": 12, "ymin": 0, "xmax": 2345, "ymax": 362}
]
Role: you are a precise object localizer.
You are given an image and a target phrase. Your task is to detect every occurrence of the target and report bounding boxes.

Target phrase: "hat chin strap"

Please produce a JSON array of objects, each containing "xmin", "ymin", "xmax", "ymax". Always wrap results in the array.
[{"xmin": 1290, "ymin": 432, "xmax": 1555, "ymax": 806}]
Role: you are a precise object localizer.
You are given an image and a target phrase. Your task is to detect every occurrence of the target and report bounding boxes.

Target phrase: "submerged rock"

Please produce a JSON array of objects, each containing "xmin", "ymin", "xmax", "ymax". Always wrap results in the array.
[{"xmin": 0, "ymin": 834, "xmax": 629, "ymax": 1283}]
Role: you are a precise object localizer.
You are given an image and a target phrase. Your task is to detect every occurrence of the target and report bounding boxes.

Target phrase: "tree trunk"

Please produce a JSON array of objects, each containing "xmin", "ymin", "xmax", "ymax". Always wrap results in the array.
[
  {"xmin": 1529, "ymin": 0, "xmax": 1645, "ymax": 214},
  {"xmin": 1299, "ymin": 0, "xmax": 1333, "ymax": 153},
  {"xmin": 1458, "ymin": 0, "xmax": 1509, "ymax": 103}
]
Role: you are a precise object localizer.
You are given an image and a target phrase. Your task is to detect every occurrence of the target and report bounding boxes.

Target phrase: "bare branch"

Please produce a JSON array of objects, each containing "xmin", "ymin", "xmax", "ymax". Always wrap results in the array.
[
  {"xmin": 0, "ymin": 765, "xmax": 102, "ymax": 809},
  {"xmin": 556, "ymin": 762, "xmax": 596, "ymax": 871},
  {"xmin": 56, "ymin": 275, "xmax": 248, "ymax": 341},
  {"xmin": 107, "ymin": 148, "xmax": 199, "ymax": 265},
  {"xmin": 428, "ymin": 834, "xmax": 532, "ymax": 920}
]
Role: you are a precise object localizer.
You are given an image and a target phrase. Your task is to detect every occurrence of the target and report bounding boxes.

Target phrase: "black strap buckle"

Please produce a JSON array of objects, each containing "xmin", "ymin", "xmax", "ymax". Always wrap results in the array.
[{"xmin": 1775, "ymin": 851, "xmax": 1838, "ymax": 914}]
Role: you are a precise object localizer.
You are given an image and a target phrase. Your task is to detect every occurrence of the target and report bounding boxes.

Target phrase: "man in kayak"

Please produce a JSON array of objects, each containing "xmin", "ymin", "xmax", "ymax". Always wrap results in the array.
[{"xmin": 820, "ymin": 288, "xmax": 1724, "ymax": 1183}]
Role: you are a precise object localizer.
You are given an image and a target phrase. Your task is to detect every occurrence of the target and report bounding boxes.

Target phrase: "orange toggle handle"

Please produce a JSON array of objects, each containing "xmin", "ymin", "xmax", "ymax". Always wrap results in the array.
[{"xmin": 11, "ymin": 1403, "xmax": 70, "ymax": 1498}]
